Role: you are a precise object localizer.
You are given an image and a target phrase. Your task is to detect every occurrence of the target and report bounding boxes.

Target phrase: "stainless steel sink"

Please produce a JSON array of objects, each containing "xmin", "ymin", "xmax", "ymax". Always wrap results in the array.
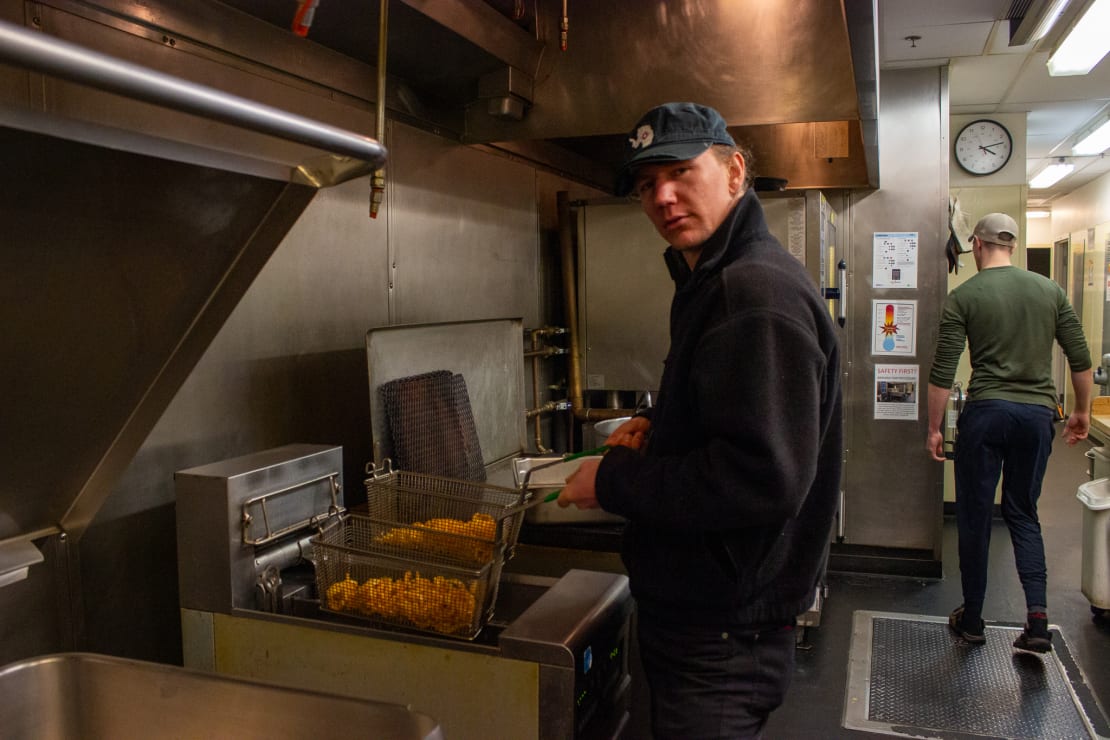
[{"xmin": 0, "ymin": 652, "xmax": 443, "ymax": 739}]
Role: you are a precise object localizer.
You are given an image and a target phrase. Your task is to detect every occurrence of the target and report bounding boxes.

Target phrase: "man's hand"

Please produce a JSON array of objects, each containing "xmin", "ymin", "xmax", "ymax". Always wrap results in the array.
[
  {"xmin": 926, "ymin": 428, "xmax": 948, "ymax": 462},
  {"xmin": 605, "ymin": 416, "xmax": 652, "ymax": 450},
  {"xmin": 1063, "ymin": 410, "xmax": 1090, "ymax": 445},
  {"xmin": 558, "ymin": 457, "xmax": 602, "ymax": 509}
]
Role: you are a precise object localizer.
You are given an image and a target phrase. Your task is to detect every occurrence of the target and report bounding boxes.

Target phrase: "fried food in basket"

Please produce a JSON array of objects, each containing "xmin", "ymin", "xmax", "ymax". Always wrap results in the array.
[
  {"xmin": 375, "ymin": 512, "xmax": 497, "ymax": 563},
  {"xmin": 325, "ymin": 571, "xmax": 478, "ymax": 636}
]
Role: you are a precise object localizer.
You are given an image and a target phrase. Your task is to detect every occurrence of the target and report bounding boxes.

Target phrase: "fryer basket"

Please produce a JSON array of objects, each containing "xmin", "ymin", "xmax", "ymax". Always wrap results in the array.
[
  {"xmin": 362, "ymin": 461, "xmax": 531, "ymax": 556},
  {"xmin": 312, "ymin": 514, "xmax": 502, "ymax": 639}
]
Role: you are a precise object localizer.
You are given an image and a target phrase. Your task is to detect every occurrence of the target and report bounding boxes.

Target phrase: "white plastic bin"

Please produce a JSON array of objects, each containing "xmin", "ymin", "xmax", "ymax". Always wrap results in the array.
[{"xmin": 1076, "ymin": 478, "xmax": 1110, "ymax": 613}]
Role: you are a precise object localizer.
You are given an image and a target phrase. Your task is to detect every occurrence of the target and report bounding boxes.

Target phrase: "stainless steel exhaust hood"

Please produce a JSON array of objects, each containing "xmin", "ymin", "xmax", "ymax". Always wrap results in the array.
[
  {"xmin": 0, "ymin": 3, "xmax": 387, "ymax": 556},
  {"xmin": 220, "ymin": 0, "xmax": 880, "ymax": 191}
]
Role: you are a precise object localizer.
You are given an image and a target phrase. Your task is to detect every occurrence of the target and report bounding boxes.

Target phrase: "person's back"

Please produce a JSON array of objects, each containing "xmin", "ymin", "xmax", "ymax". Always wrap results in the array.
[{"xmin": 941, "ymin": 265, "xmax": 1084, "ymax": 408}]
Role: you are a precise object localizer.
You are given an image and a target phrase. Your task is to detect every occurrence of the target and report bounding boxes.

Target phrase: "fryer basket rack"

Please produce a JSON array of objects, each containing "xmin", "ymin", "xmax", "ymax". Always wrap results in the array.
[
  {"xmin": 312, "ymin": 513, "xmax": 501, "ymax": 639},
  {"xmin": 362, "ymin": 460, "xmax": 531, "ymax": 556}
]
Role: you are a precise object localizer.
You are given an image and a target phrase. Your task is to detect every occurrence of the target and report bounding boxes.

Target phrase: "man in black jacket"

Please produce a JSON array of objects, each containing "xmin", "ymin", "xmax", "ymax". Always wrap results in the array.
[{"xmin": 559, "ymin": 102, "xmax": 843, "ymax": 738}]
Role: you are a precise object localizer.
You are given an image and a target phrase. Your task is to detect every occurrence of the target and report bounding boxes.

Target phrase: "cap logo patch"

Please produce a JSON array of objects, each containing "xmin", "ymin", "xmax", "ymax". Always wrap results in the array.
[{"xmin": 629, "ymin": 124, "xmax": 654, "ymax": 150}]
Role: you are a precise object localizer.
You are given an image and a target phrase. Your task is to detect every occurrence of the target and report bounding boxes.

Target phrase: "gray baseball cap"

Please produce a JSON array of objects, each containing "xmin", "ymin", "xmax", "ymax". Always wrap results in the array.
[{"xmin": 971, "ymin": 212, "xmax": 1019, "ymax": 246}]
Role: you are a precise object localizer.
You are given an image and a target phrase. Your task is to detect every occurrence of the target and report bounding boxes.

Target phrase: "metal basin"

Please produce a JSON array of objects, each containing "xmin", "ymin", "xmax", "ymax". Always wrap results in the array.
[
  {"xmin": 0, "ymin": 652, "xmax": 443, "ymax": 740},
  {"xmin": 591, "ymin": 416, "xmax": 632, "ymax": 446}
]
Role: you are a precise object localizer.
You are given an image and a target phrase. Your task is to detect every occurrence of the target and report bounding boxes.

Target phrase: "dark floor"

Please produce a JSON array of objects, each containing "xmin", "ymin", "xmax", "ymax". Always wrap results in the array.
[{"xmin": 765, "ymin": 429, "xmax": 1110, "ymax": 738}]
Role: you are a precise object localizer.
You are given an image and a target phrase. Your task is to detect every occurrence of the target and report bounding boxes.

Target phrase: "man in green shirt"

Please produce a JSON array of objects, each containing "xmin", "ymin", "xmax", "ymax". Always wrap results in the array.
[{"xmin": 926, "ymin": 212, "xmax": 1093, "ymax": 653}]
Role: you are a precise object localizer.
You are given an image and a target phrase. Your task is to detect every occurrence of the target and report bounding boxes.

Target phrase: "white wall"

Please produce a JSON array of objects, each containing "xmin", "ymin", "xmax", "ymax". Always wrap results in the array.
[{"xmin": 1053, "ymin": 170, "xmax": 1110, "ymax": 239}]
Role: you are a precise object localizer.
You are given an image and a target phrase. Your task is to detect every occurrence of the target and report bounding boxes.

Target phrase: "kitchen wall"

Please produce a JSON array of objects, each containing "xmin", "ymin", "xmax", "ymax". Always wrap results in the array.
[{"xmin": 0, "ymin": 119, "xmax": 603, "ymax": 666}]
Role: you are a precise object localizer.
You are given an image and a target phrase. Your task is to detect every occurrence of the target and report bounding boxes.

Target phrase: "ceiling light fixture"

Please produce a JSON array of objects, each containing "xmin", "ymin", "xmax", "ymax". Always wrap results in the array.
[
  {"xmin": 1029, "ymin": 158, "xmax": 1075, "ymax": 188},
  {"xmin": 1047, "ymin": 0, "xmax": 1110, "ymax": 76},
  {"xmin": 1010, "ymin": 0, "xmax": 1069, "ymax": 45},
  {"xmin": 1027, "ymin": 209, "xmax": 1051, "ymax": 219},
  {"xmin": 1072, "ymin": 111, "xmax": 1110, "ymax": 155}
]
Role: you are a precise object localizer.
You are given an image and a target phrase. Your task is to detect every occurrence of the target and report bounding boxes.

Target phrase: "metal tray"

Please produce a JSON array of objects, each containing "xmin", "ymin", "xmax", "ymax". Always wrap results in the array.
[{"xmin": 513, "ymin": 456, "xmax": 625, "ymax": 525}]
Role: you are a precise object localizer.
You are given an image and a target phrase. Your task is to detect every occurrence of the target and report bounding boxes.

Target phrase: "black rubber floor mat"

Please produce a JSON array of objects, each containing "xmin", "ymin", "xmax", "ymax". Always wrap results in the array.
[{"xmin": 844, "ymin": 610, "xmax": 1109, "ymax": 739}]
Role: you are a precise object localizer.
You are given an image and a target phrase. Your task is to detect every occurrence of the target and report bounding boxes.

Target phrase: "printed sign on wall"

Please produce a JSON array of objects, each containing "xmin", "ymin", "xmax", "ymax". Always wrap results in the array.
[
  {"xmin": 871, "ymin": 300, "xmax": 917, "ymax": 356},
  {"xmin": 874, "ymin": 364, "xmax": 919, "ymax": 420},
  {"xmin": 873, "ymin": 232, "xmax": 918, "ymax": 289}
]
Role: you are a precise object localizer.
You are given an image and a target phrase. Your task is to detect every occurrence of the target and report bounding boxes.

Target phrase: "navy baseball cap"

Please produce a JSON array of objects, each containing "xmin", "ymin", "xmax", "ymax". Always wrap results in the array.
[{"xmin": 614, "ymin": 102, "xmax": 737, "ymax": 196}]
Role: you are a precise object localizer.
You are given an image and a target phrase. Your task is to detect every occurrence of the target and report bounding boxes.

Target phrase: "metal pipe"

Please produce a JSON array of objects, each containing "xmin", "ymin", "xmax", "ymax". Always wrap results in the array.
[
  {"xmin": 370, "ymin": 0, "xmax": 388, "ymax": 218},
  {"xmin": 530, "ymin": 328, "xmax": 551, "ymax": 453},
  {"xmin": 557, "ymin": 191, "xmax": 637, "ymax": 425},
  {"xmin": 558, "ymin": 191, "xmax": 586, "ymax": 416},
  {"xmin": 0, "ymin": 18, "xmax": 386, "ymax": 169}
]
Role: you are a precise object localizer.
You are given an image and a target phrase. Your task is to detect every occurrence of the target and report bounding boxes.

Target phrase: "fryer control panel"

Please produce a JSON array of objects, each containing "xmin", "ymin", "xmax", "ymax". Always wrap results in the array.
[{"xmin": 574, "ymin": 605, "xmax": 631, "ymax": 737}]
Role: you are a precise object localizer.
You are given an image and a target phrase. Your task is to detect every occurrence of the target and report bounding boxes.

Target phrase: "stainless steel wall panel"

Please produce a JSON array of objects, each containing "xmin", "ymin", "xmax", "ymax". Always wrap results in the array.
[
  {"xmin": 577, "ymin": 202, "xmax": 670, "ymax": 393},
  {"xmin": 843, "ymin": 67, "xmax": 948, "ymax": 553},
  {"xmin": 388, "ymin": 124, "xmax": 540, "ymax": 327}
]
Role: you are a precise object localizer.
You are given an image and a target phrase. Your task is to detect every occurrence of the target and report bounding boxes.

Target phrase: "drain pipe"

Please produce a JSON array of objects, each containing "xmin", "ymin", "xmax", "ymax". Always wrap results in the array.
[
  {"xmin": 370, "ymin": 0, "xmax": 388, "ymax": 218},
  {"xmin": 557, "ymin": 191, "xmax": 635, "ymax": 424}
]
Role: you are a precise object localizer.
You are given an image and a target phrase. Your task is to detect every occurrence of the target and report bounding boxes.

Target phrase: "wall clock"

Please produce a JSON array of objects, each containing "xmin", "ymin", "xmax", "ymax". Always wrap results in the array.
[{"xmin": 954, "ymin": 119, "xmax": 1013, "ymax": 176}]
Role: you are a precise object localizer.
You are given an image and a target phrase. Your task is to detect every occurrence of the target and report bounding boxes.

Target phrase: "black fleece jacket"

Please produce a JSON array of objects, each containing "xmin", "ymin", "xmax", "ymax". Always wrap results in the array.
[{"xmin": 596, "ymin": 189, "xmax": 843, "ymax": 627}]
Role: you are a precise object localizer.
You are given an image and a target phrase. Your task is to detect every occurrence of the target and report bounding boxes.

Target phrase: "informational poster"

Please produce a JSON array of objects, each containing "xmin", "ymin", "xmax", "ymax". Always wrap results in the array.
[
  {"xmin": 871, "ymin": 300, "xmax": 917, "ymax": 356},
  {"xmin": 874, "ymin": 364, "xmax": 919, "ymax": 420},
  {"xmin": 873, "ymin": 232, "xmax": 919, "ymax": 289}
]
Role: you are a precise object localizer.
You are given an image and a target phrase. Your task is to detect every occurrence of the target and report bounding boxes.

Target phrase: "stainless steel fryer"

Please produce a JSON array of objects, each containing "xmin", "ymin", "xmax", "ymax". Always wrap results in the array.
[{"xmin": 175, "ymin": 443, "xmax": 634, "ymax": 739}]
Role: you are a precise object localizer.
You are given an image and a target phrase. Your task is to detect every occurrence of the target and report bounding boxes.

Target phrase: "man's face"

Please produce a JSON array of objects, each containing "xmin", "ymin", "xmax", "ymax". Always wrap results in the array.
[{"xmin": 632, "ymin": 148, "xmax": 744, "ymax": 263}]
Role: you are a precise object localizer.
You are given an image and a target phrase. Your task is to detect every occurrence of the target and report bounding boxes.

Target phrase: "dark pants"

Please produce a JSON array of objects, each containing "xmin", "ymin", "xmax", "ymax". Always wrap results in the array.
[
  {"xmin": 637, "ymin": 612, "xmax": 796, "ymax": 739},
  {"xmin": 954, "ymin": 399, "xmax": 1056, "ymax": 614}
]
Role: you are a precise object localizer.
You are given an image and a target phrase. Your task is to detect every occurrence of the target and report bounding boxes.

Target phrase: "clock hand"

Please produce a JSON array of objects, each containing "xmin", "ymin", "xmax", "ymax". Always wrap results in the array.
[{"xmin": 979, "ymin": 142, "xmax": 1004, "ymax": 153}]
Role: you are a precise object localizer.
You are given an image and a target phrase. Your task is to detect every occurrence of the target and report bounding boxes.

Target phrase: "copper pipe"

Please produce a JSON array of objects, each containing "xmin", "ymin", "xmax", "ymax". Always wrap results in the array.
[
  {"xmin": 557, "ymin": 191, "xmax": 637, "ymax": 425},
  {"xmin": 529, "ymin": 328, "xmax": 550, "ymax": 452},
  {"xmin": 558, "ymin": 191, "xmax": 585, "ymax": 416},
  {"xmin": 370, "ymin": 0, "xmax": 388, "ymax": 218}
]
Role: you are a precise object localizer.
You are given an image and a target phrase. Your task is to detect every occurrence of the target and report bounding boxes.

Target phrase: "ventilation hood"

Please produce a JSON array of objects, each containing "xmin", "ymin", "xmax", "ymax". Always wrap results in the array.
[
  {"xmin": 0, "ymin": 0, "xmax": 877, "ymax": 559},
  {"xmin": 219, "ymin": 0, "xmax": 880, "ymax": 191},
  {"xmin": 0, "ymin": 1, "xmax": 386, "ymax": 555}
]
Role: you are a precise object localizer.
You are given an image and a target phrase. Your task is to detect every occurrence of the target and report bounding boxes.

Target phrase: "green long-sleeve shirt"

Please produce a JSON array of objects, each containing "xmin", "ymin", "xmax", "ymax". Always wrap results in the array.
[{"xmin": 929, "ymin": 265, "xmax": 1091, "ymax": 409}]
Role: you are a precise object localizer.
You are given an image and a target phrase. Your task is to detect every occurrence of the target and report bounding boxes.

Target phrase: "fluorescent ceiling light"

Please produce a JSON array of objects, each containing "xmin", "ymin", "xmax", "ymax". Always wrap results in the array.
[
  {"xmin": 1029, "ymin": 160, "xmax": 1075, "ymax": 188},
  {"xmin": 1073, "ymin": 115, "xmax": 1110, "ymax": 155},
  {"xmin": 1027, "ymin": 209, "xmax": 1051, "ymax": 219},
  {"xmin": 1030, "ymin": 0, "xmax": 1069, "ymax": 43},
  {"xmin": 1047, "ymin": 0, "xmax": 1110, "ymax": 76}
]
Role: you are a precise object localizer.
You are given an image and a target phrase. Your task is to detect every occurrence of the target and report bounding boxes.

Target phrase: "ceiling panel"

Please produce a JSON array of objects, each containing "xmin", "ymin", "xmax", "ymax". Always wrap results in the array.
[
  {"xmin": 878, "ymin": 0, "xmax": 1008, "ymax": 31},
  {"xmin": 1004, "ymin": 51, "xmax": 1110, "ymax": 104},
  {"xmin": 881, "ymin": 21, "xmax": 995, "ymax": 64},
  {"xmin": 949, "ymin": 54, "xmax": 1028, "ymax": 107}
]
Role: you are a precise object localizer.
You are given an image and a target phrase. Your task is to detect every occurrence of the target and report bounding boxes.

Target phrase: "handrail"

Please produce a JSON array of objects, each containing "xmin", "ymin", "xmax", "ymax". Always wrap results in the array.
[{"xmin": 0, "ymin": 18, "xmax": 387, "ymax": 169}]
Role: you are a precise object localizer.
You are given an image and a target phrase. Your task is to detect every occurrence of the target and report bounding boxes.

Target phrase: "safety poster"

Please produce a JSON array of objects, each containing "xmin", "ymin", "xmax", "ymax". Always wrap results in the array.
[
  {"xmin": 874, "ymin": 364, "xmax": 919, "ymax": 420},
  {"xmin": 871, "ymin": 300, "xmax": 917, "ymax": 356}
]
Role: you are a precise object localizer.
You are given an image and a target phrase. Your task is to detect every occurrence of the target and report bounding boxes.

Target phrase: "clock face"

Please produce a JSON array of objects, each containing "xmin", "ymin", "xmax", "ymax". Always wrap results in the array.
[{"xmin": 954, "ymin": 119, "xmax": 1013, "ymax": 175}]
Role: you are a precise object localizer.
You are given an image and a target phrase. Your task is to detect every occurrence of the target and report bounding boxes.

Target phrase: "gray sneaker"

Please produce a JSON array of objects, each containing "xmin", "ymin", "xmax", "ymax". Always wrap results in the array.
[
  {"xmin": 948, "ymin": 606, "xmax": 986, "ymax": 645},
  {"xmin": 1013, "ymin": 615, "xmax": 1053, "ymax": 653}
]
